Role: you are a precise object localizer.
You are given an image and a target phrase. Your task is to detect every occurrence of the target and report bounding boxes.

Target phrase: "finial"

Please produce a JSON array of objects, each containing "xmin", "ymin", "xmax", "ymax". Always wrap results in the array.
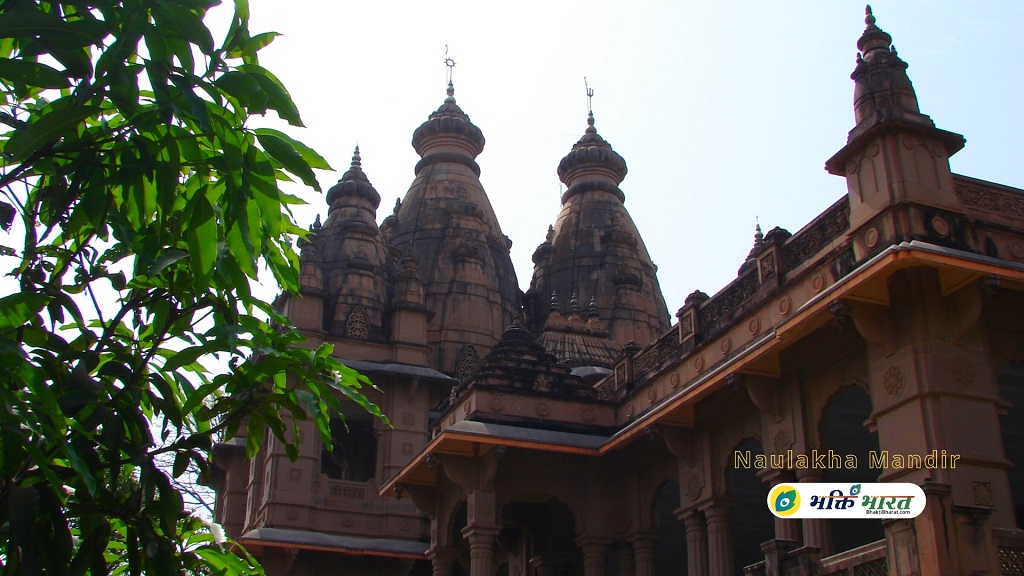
[
  {"xmin": 550, "ymin": 291, "xmax": 561, "ymax": 312},
  {"xmin": 512, "ymin": 307, "xmax": 523, "ymax": 326},
  {"xmin": 754, "ymin": 218, "xmax": 763, "ymax": 244},
  {"xmin": 393, "ymin": 197, "xmax": 402, "ymax": 215},
  {"xmin": 569, "ymin": 292, "xmax": 579, "ymax": 315},
  {"xmin": 864, "ymin": 5, "xmax": 875, "ymax": 27},
  {"xmin": 584, "ymin": 77, "xmax": 596, "ymax": 134},
  {"xmin": 444, "ymin": 45, "xmax": 456, "ymax": 102},
  {"xmin": 351, "ymin": 145, "xmax": 361, "ymax": 169},
  {"xmin": 312, "ymin": 213, "xmax": 321, "ymax": 230},
  {"xmin": 588, "ymin": 296, "xmax": 599, "ymax": 320}
]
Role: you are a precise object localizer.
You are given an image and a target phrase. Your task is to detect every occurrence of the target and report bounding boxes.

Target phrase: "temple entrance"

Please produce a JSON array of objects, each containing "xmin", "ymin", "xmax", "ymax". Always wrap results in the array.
[
  {"xmin": 652, "ymin": 480, "xmax": 687, "ymax": 575},
  {"xmin": 728, "ymin": 437, "xmax": 774, "ymax": 572},
  {"xmin": 502, "ymin": 495, "xmax": 582, "ymax": 576},
  {"xmin": 998, "ymin": 362, "xmax": 1024, "ymax": 528},
  {"xmin": 820, "ymin": 385, "xmax": 883, "ymax": 553}
]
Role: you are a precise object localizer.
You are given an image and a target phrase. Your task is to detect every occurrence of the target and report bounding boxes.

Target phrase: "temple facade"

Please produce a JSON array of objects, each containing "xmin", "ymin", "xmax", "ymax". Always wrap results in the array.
[{"xmin": 211, "ymin": 8, "xmax": 1024, "ymax": 576}]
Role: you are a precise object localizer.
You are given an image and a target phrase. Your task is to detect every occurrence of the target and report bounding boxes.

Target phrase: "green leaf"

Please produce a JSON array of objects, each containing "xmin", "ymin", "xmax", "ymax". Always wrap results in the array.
[
  {"xmin": 185, "ymin": 196, "xmax": 218, "ymax": 290},
  {"xmin": 0, "ymin": 57, "xmax": 70, "ymax": 89},
  {"xmin": 146, "ymin": 249, "xmax": 189, "ymax": 276},
  {"xmin": 4, "ymin": 103, "xmax": 99, "ymax": 162},
  {"xmin": 255, "ymin": 130, "xmax": 321, "ymax": 191},
  {"xmin": 254, "ymin": 127, "xmax": 331, "ymax": 170},
  {"xmin": 0, "ymin": 292, "xmax": 49, "ymax": 330}
]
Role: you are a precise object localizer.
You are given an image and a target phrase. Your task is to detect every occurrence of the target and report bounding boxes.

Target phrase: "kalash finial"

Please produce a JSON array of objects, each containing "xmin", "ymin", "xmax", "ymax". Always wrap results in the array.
[
  {"xmin": 351, "ymin": 145, "xmax": 361, "ymax": 169},
  {"xmin": 444, "ymin": 45, "xmax": 456, "ymax": 103},
  {"xmin": 584, "ymin": 76, "xmax": 596, "ymax": 134},
  {"xmin": 864, "ymin": 5, "xmax": 876, "ymax": 27}
]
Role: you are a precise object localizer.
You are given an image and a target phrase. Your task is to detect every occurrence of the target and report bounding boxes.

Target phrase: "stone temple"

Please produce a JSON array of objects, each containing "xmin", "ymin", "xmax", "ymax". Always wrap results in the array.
[{"xmin": 211, "ymin": 8, "xmax": 1024, "ymax": 576}]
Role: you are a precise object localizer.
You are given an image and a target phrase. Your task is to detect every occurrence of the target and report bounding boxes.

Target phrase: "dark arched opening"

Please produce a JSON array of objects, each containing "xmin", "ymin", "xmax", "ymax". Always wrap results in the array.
[
  {"xmin": 729, "ymin": 437, "xmax": 774, "ymax": 572},
  {"xmin": 998, "ymin": 362, "xmax": 1024, "ymax": 527},
  {"xmin": 502, "ymin": 495, "xmax": 582, "ymax": 576},
  {"xmin": 820, "ymin": 384, "xmax": 883, "ymax": 553},
  {"xmin": 653, "ymin": 480, "xmax": 687, "ymax": 575}
]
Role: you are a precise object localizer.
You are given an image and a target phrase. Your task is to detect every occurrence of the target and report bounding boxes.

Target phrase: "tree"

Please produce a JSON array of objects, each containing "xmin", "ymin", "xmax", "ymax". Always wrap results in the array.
[{"xmin": 0, "ymin": 0, "xmax": 385, "ymax": 574}]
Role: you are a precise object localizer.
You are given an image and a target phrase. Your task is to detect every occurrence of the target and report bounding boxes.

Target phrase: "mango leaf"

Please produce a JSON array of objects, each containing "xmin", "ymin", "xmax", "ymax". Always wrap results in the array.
[
  {"xmin": 185, "ymin": 196, "xmax": 217, "ymax": 290},
  {"xmin": 0, "ymin": 57, "xmax": 69, "ymax": 89},
  {"xmin": 254, "ymin": 129, "xmax": 321, "ymax": 191},
  {"xmin": 0, "ymin": 292, "xmax": 49, "ymax": 331},
  {"xmin": 4, "ymin": 104, "xmax": 99, "ymax": 162}
]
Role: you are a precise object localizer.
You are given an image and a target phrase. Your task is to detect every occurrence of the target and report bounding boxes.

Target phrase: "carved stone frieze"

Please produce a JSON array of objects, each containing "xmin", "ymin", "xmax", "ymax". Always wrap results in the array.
[
  {"xmin": 955, "ymin": 179, "xmax": 1024, "ymax": 218},
  {"xmin": 782, "ymin": 198, "xmax": 851, "ymax": 269}
]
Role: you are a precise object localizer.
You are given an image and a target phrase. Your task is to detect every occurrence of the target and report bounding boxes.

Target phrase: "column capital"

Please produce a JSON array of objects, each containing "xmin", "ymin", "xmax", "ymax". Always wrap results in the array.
[
  {"xmin": 426, "ymin": 546, "xmax": 460, "ymax": 561},
  {"xmin": 460, "ymin": 523, "xmax": 502, "ymax": 542},
  {"xmin": 795, "ymin": 467, "xmax": 826, "ymax": 483},
  {"xmin": 575, "ymin": 534, "xmax": 614, "ymax": 548},
  {"xmin": 698, "ymin": 495, "xmax": 739, "ymax": 516},
  {"xmin": 626, "ymin": 529, "xmax": 659, "ymax": 546},
  {"xmin": 756, "ymin": 467, "xmax": 796, "ymax": 485}
]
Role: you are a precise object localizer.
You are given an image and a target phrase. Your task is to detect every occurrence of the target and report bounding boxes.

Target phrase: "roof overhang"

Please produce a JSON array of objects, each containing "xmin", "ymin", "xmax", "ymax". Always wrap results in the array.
[{"xmin": 237, "ymin": 527, "xmax": 428, "ymax": 559}]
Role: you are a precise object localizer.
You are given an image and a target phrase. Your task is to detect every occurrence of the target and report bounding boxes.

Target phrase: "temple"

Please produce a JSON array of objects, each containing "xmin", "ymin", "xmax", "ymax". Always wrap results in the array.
[{"xmin": 211, "ymin": 8, "xmax": 1024, "ymax": 576}]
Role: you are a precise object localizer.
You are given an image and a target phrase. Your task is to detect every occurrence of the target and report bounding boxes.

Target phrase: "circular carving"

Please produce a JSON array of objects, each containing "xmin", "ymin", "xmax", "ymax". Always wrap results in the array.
[
  {"xmin": 342, "ymin": 515, "xmax": 354, "ymax": 527},
  {"xmin": 693, "ymin": 355, "xmax": 705, "ymax": 372},
  {"xmin": 973, "ymin": 482, "xmax": 994, "ymax": 507},
  {"xmin": 489, "ymin": 395, "xmax": 504, "ymax": 412},
  {"xmin": 951, "ymin": 356, "xmax": 974, "ymax": 388},
  {"xmin": 774, "ymin": 430, "xmax": 792, "ymax": 455},
  {"xmin": 930, "ymin": 143, "xmax": 945, "ymax": 158},
  {"xmin": 864, "ymin": 226, "xmax": 879, "ymax": 249},
  {"xmin": 287, "ymin": 509, "xmax": 299, "ymax": 521},
  {"xmin": 401, "ymin": 411, "xmax": 416, "ymax": 426},
  {"xmin": 670, "ymin": 372, "xmax": 681, "ymax": 389},
  {"xmin": 846, "ymin": 159, "xmax": 858, "ymax": 176},
  {"xmin": 400, "ymin": 520, "xmax": 411, "ymax": 532},
  {"xmin": 647, "ymin": 388, "xmax": 657, "ymax": 403},
  {"xmin": 463, "ymin": 401, "xmax": 471, "ymax": 415},
  {"xmin": 686, "ymin": 475, "xmax": 702, "ymax": 500},
  {"xmin": 719, "ymin": 336, "xmax": 732, "ymax": 355},
  {"xmin": 811, "ymin": 273, "xmax": 826, "ymax": 293},
  {"xmin": 448, "ymin": 414, "xmax": 455, "ymax": 426},
  {"xmin": 625, "ymin": 402, "xmax": 635, "ymax": 418},
  {"xmin": 901, "ymin": 135, "xmax": 920, "ymax": 150},
  {"xmin": 931, "ymin": 215, "xmax": 950, "ymax": 238},
  {"xmin": 1010, "ymin": 240, "xmax": 1024, "ymax": 261},
  {"xmin": 536, "ymin": 402, "xmax": 550, "ymax": 417},
  {"xmin": 581, "ymin": 407, "xmax": 596, "ymax": 422},
  {"xmin": 778, "ymin": 296, "xmax": 792, "ymax": 316},
  {"xmin": 867, "ymin": 142, "xmax": 880, "ymax": 157},
  {"xmin": 748, "ymin": 317, "xmax": 761, "ymax": 336},
  {"xmin": 884, "ymin": 366, "xmax": 905, "ymax": 398}
]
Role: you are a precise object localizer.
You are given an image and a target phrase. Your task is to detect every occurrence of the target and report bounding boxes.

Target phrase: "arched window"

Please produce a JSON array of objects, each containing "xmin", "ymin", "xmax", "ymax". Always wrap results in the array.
[{"xmin": 820, "ymin": 385, "xmax": 883, "ymax": 552}]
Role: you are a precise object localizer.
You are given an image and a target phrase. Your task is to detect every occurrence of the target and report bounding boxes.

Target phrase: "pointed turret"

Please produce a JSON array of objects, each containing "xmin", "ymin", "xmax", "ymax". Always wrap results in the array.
[
  {"xmin": 528, "ymin": 108, "xmax": 669, "ymax": 356},
  {"xmin": 826, "ymin": 7, "xmax": 966, "ymax": 232},
  {"xmin": 384, "ymin": 82, "xmax": 521, "ymax": 375},
  {"xmin": 319, "ymin": 147, "xmax": 394, "ymax": 339}
]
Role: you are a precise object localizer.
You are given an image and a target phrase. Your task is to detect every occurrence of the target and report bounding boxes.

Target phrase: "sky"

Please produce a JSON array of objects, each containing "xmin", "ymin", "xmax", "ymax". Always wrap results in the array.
[{"xmin": 233, "ymin": 0, "xmax": 1024, "ymax": 312}]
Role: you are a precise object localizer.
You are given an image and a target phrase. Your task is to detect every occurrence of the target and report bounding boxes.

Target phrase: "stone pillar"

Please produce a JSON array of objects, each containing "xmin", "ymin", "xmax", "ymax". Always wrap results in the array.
[
  {"xmin": 462, "ymin": 525, "xmax": 500, "ymax": 576},
  {"xmin": 578, "ymin": 538, "xmax": 608, "ymax": 576},
  {"xmin": 796, "ymin": 468, "xmax": 832, "ymax": 557},
  {"xmin": 427, "ymin": 547, "xmax": 458, "ymax": 576},
  {"xmin": 702, "ymin": 500, "xmax": 735, "ymax": 576},
  {"xmin": 758, "ymin": 468, "xmax": 801, "ymax": 544},
  {"xmin": 682, "ymin": 510, "xmax": 709, "ymax": 576},
  {"xmin": 629, "ymin": 532, "xmax": 657, "ymax": 576}
]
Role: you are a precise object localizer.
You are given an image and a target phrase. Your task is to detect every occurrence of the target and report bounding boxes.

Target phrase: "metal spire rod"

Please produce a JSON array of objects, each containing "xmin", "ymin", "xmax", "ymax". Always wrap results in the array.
[{"xmin": 444, "ymin": 44, "xmax": 456, "ymax": 84}]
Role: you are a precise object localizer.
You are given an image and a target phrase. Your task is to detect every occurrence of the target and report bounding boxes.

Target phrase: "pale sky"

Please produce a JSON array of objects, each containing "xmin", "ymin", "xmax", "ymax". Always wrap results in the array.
[{"xmin": 238, "ymin": 1, "xmax": 1023, "ymax": 312}]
